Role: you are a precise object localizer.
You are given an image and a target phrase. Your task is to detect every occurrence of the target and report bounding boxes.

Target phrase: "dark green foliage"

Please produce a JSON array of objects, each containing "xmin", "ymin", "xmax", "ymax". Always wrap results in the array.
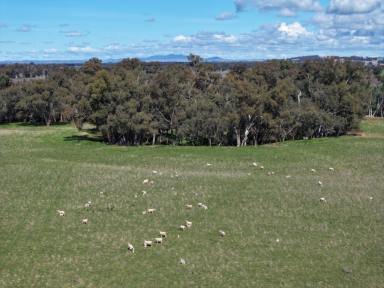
[{"xmin": 0, "ymin": 58, "xmax": 379, "ymax": 145}]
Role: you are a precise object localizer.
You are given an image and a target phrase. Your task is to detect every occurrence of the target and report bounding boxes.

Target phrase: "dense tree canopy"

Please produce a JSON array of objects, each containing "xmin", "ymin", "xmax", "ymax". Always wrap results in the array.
[{"xmin": 0, "ymin": 57, "xmax": 381, "ymax": 146}]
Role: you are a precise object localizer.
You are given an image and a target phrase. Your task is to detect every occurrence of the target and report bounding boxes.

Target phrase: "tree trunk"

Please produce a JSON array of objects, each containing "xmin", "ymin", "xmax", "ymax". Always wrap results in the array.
[{"xmin": 235, "ymin": 128, "xmax": 241, "ymax": 147}]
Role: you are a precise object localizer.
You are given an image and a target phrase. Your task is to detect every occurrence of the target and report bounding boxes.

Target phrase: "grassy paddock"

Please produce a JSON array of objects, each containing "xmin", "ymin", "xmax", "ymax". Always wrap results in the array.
[{"xmin": 0, "ymin": 119, "xmax": 383, "ymax": 287}]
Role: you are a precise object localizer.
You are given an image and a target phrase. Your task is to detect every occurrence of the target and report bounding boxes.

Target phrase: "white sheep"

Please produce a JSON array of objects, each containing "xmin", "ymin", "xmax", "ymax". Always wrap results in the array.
[
  {"xmin": 219, "ymin": 230, "xmax": 226, "ymax": 237},
  {"xmin": 57, "ymin": 210, "xmax": 65, "ymax": 216},
  {"xmin": 152, "ymin": 170, "xmax": 158, "ymax": 174},
  {"xmin": 286, "ymin": 175, "xmax": 292, "ymax": 179},
  {"xmin": 206, "ymin": 163, "xmax": 212, "ymax": 166},
  {"xmin": 143, "ymin": 179, "xmax": 149, "ymax": 185},
  {"xmin": 329, "ymin": 167, "xmax": 335, "ymax": 172},
  {"xmin": 84, "ymin": 201, "xmax": 92, "ymax": 208},
  {"xmin": 179, "ymin": 225, "xmax": 186, "ymax": 230},
  {"xmin": 82, "ymin": 218, "xmax": 88, "ymax": 224},
  {"xmin": 185, "ymin": 220, "xmax": 192, "ymax": 228},
  {"xmin": 154, "ymin": 237, "xmax": 163, "ymax": 244},
  {"xmin": 147, "ymin": 208, "xmax": 156, "ymax": 214},
  {"xmin": 267, "ymin": 171, "xmax": 275, "ymax": 176},
  {"xmin": 318, "ymin": 181, "xmax": 323, "ymax": 186},
  {"xmin": 252, "ymin": 162, "xmax": 258, "ymax": 167},
  {"xmin": 144, "ymin": 240, "xmax": 152, "ymax": 248},
  {"xmin": 128, "ymin": 243, "xmax": 135, "ymax": 253},
  {"xmin": 260, "ymin": 166, "xmax": 265, "ymax": 170},
  {"xmin": 198, "ymin": 203, "xmax": 208, "ymax": 209},
  {"xmin": 320, "ymin": 197, "xmax": 326, "ymax": 202},
  {"xmin": 159, "ymin": 231, "xmax": 167, "ymax": 238},
  {"xmin": 369, "ymin": 196, "xmax": 373, "ymax": 200},
  {"xmin": 185, "ymin": 204, "xmax": 193, "ymax": 209},
  {"xmin": 142, "ymin": 190, "xmax": 147, "ymax": 196},
  {"xmin": 311, "ymin": 169, "xmax": 316, "ymax": 173},
  {"xmin": 180, "ymin": 258, "xmax": 186, "ymax": 265}
]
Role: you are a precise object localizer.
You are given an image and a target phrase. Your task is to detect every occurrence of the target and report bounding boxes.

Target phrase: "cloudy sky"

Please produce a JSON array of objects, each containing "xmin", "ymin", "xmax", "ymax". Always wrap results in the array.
[{"xmin": 0, "ymin": 0, "xmax": 383, "ymax": 60}]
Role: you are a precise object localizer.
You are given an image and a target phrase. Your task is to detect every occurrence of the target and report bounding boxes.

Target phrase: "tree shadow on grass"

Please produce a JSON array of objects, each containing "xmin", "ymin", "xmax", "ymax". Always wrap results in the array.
[
  {"xmin": 64, "ymin": 128, "xmax": 103, "ymax": 143},
  {"xmin": 63, "ymin": 134, "xmax": 104, "ymax": 143}
]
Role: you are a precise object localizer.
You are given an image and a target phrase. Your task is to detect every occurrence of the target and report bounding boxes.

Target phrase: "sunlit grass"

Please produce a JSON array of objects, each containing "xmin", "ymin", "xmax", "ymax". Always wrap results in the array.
[{"xmin": 0, "ymin": 120, "xmax": 383, "ymax": 287}]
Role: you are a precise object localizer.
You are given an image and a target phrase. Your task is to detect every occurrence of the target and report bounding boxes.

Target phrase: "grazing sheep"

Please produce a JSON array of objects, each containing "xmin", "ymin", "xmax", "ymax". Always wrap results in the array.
[
  {"xmin": 147, "ymin": 208, "xmax": 156, "ymax": 214},
  {"xmin": 144, "ymin": 240, "xmax": 152, "ymax": 248},
  {"xmin": 276, "ymin": 238, "xmax": 280, "ymax": 243},
  {"xmin": 369, "ymin": 196, "xmax": 373, "ymax": 201},
  {"xmin": 152, "ymin": 170, "xmax": 158, "ymax": 174},
  {"xmin": 142, "ymin": 210, "xmax": 147, "ymax": 215},
  {"xmin": 185, "ymin": 204, "xmax": 193, "ymax": 209},
  {"xmin": 329, "ymin": 167, "xmax": 335, "ymax": 172},
  {"xmin": 311, "ymin": 169, "xmax": 316, "ymax": 173},
  {"xmin": 142, "ymin": 190, "xmax": 147, "ymax": 196},
  {"xmin": 150, "ymin": 180, "xmax": 154, "ymax": 185},
  {"xmin": 198, "ymin": 202, "xmax": 208, "ymax": 209},
  {"xmin": 185, "ymin": 220, "xmax": 192, "ymax": 228},
  {"xmin": 127, "ymin": 243, "xmax": 135, "ymax": 253},
  {"xmin": 154, "ymin": 237, "xmax": 163, "ymax": 244},
  {"xmin": 84, "ymin": 201, "xmax": 92, "ymax": 208},
  {"xmin": 206, "ymin": 163, "xmax": 212, "ymax": 166},
  {"xmin": 159, "ymin": 231, "xmax": 167, "ymax": 238},
  {"xmin": 143, "ymin": 179, "xmax": 149, "ymax": 185},
  {"xmin": 82, "ymin": 218, "xmax": 88, "ymax": 224},
  {"xmin": 179, "ymin": 225, "xmax": 186, "ymax": 230},
  {"xmin": 320, "ymin": 197, "xmax": 326, "ymax": 202},
  {"xmin": 260, "ymin": 166, "xmax": 265, "ymax": 170},
  {"xmin": 267, "ymin": 171, "xmax": 275, "ymax": 176},
  {"xmin": 318, "ymin": 181, "xmax": 323, "ymax": 186},
  {"xmin": 286, "ymin": 175, "xmax": 292, "ymax": 179},
  {"xmin": 57, "ymin": 210, "xmax": 65, "ymax": 216},
  {"xmin": 180, "ymin": 258, "xmax": 186, "ymax": 265},
  {"xmin": 252, "ymin": 162, "xmax": 258, "ymax": 167},
  {"xmin": 219, "ymin": 230, "xmax": 226, "ymax": 237}
]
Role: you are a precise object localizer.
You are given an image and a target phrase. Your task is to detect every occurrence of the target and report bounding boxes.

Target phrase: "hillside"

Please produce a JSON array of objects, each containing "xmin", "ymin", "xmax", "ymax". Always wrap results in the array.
[{"xmin": 0, "ymin": 119, "xmax": 383, "ymax": 287}]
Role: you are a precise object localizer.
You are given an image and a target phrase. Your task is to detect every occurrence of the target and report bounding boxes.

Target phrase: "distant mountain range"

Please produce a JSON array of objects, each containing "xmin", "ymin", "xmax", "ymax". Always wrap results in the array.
[{"xmin": 0, "ymin": 54, "xmax": 382, "ymax": 65}]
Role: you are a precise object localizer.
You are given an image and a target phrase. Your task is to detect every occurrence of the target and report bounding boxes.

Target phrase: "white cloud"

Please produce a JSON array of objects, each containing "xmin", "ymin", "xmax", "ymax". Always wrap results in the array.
[
  {"xmin": 173, "ymin": 35, "xmax": 192, "ymax": 43},
  {"xmin": 278, "ymin": 22, "xmax": 311, "ymax": 38},
  {"xmin": 68, "ymin": 46, "xmax": 98, "ymax": 53},
  {"xmin": 213, "ymin": 34, "xmax": 238, "ymax": 43},
  {"xmin": 16, "ymin": 24, "xmax": 34, "ymax": 32},
  {"xmin": 60, "ymin": 30, "xmax": 88, "ymax": 37},
  {"xmin": 215, "ymin": 12, "xmax": 236, "ymax": 20},
  {"xmin": 327, "ymin": 0, "xmax": 382, "ymax": 14},
  {"xmin": 279, "ymin": 8, "xmax": 296, "ymax": 16},
  {"xmin": 43, "ymin": 48, "xmax": 58, "ymax": 54},
  {"xmin": 235, "ymin": 0, "xmax": 322, "ymax": 13}
]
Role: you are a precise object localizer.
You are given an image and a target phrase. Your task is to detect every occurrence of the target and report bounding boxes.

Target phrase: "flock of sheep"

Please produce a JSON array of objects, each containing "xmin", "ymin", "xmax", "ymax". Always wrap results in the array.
[
  {"xmin": 56, "ymin": 161, "xmax": 372, "ymax": 264},
  {"xmin": 56, "ymin": 168, "xmax": 223, "ymax": 264}
]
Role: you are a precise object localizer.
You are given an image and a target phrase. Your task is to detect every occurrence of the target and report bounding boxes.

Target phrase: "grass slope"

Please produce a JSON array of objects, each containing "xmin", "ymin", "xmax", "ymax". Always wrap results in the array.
[{"xmin": 0, "ymin": 119, "xmax": 383, "ymax": 287}]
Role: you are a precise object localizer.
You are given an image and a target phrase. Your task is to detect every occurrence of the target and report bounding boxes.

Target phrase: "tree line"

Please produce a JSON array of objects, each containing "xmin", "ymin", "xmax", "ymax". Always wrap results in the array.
[{"xmin": 0, "ymin": 56, "xmax": 383, "ymax": 146}]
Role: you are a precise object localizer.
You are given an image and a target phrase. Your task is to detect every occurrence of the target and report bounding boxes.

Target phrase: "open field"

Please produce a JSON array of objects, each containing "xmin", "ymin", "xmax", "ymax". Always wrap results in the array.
[{"xmin": 0, "ymin": 119, "xmax": 383, "ymax": 287}]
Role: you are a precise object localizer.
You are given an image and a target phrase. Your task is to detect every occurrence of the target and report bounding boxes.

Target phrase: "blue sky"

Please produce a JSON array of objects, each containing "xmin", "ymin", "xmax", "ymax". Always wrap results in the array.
[{"xmin": 0, "ymin": 0, "xmax": 383, "ymax": 60}]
